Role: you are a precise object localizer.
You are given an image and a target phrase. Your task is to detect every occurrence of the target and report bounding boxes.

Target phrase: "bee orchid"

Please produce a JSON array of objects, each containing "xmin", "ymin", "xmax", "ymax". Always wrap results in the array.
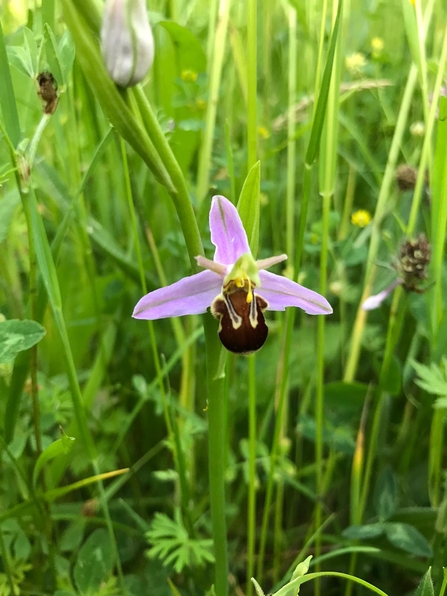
[{"xmin": 133, "ymin": 195, "xmax": 333, "ymax": 353}]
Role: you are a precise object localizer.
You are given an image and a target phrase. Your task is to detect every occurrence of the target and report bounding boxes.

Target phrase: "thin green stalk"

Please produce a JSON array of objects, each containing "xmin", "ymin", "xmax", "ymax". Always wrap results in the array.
[
  {"xmin": 314, "ymin": 3, "xmax": 343, "ymax": 593},
  {"xmin": 247, "ymin": 0, "xmax": 257, "ymax": 170},
  {"xmin": 257, "ymin": 310, "xmax": 294, "ymax": 582},
  {"xmin": 359, "ymin": 287, "xmax": 406, "ymax": 517},
  {"xmin": 439, "ymin": 569, "xmax": 447, "ymax": 596},
  {"xmin": 246, "ymin": 355, "xmax": 257, "ymax": 596},
  {"xmin": 314, "ymin": 191, "xmax": 330, "ymax": 596},
  {"xmin": 132, "ymin": 88, "xmax": 204, "ymax": 264},
  {"xmin": 286, "ymin": 6, "xmax": 297, "ymax": 262},
  {"xmin": 196, "ymin": 0, "xmax": 231, "ymax": 202},
  {"xmin": 204, "ymin": 317, "xmax": 229, "ymax": 596},
  {"xmin": 0, "ymin": 530, "xmax": 15, "ymax": 596}
]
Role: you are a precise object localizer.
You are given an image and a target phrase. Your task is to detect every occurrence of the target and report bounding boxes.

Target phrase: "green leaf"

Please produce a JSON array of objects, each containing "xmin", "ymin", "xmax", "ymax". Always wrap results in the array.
[
  {"xmin": 411, "ymin": 358, "xmax": 447, "ymax": 397},
  {"xmin": 57, "ymin": 30, "xmax": 75, "ymax": 83},
  {"xmin": 7, "ymin": 27, "xmax": 38, "ymax": 78},
  {"xmin": 158, "ymin": 22, "xmax": 206, "ymax": 74},
  {"xmin": 43, "ymin": 24, "xmax": 64, "ymax": 85},
  {"xmin": 380, "ymin": 354, "xmax": 402, "ymax": 395},
  {"xmin": 237, "ymin": 160, "xmax": 260, "ymax": 255},
  {"xmin": 0, "ymin": 319, "xmax": 46, "ymax": 364},
  {"xmin": 374, "ymin": 466, "xmax": 398, "ymax": 521},
  {"xmin": 342, "ymin": 523, "xmax": 384, "ymax": 540},
  {"xmin": 0, "ymin": 188, "xmax": 20, "ymax": 243},
  {"xmin": 292, "ymin": 555, "xmax": 313, "ymax": 579},
  {"xmin": 74, "ymin": 529, "xmax": 114, "ymax": 595},
  {"xmin": 305, "ymin": 0, "xmax": 343, "ymax": 165},
  {"xmin": 384, "ymin": 523, "xmax": 433, "ymax": 557},
  {"xmin": 33, "ymin": 432, "xmax": 76, "ymax": 487},
  {"xmin": 413, "ymin": 569, "xmax": 434, "ymax": 596},
  {"xmin": 0, "ymin": 20, "xmax": 21, "ymax": 147}
]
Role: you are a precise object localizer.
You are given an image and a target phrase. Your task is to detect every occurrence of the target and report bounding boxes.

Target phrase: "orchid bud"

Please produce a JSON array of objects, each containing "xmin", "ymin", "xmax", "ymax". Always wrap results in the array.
[{"xmin": 101, "ymin": 0, "xmax": 154, "ymax": 88}]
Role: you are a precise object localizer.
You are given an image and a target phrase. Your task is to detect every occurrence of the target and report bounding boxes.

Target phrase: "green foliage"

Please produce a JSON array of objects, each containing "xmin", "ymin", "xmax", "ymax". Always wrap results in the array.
[
  {"xmin": 73, "ymin": 530, "xmax": 114, "ymax": 596},
  {"xmin": 0, "ymin": 0, "xmax": 446, "ymax": 593},
  {"xmin": 411, "ymin": 358, "xmax": 447, "ymax": 407},
  {"xmin": 0, "ymin": 319, "xmax": 46, "ymax": 364},
  {"xmin": 145, "ymin": 511, "xmax": 214, "ymax": 573},
  {"xmin": 413, "ymin": 569, "xmax": 434, "ymax": 596}
]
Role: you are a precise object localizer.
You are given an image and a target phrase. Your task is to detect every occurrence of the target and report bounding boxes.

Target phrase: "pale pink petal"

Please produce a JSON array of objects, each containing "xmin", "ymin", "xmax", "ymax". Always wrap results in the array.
[
  {"xmin": 257, "ymin": 270, "xmax": 333, "ymax": 315},
  {"xmin": 210, "ymin": 195, "xmax": 250, "ymax": 265},
  {"xmin": 361, "ymin": 279, "xmax": 401, "ymax": 311},
  {"xmin": 195, "ymin": 255, "xmax": 228, "ymax": 276},
  {"xmin": 256, "ymin": 254, "xmax": 288, "ymax": 270},
  {"xmin": 132, "ymin": 270, "xmax": 221, "ymax": 319}
]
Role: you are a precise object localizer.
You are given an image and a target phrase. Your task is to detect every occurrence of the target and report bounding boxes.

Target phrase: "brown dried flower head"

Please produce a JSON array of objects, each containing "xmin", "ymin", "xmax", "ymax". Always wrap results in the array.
[
  {"xmin": 397, "ymin": 234, "xmax": 431, "ymax": 291},
  {"xmin": 395, "ymin": 164, "xmax": 417, "ymax": 191}
]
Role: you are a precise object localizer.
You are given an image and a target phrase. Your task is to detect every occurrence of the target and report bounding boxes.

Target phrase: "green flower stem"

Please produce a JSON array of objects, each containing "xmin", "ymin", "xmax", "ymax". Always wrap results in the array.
[
  {"xmin": 0, "ymin": 530, "xmax": 15, "ymax": 596},
  {"xmin": 132, "ymin": 88, "xmax": 204, "ymax": 265},
  {"xmin": 314, "ymin": 3, "xmax": 343, "ymax": 592},
  {"xmin": 407, "ymin": 23, "xmax": 447, "ymax": 238},
  {"xmin": 197, "ymin": 0, "xmax": 231, "ymax": 203},
  {"xmin": 247, "ymin": 0, "xmax": 257, "ymax": 170},
  {"xmin": 286, "ymin": 6, "xmax": 297, "ymax": 262},
  {"xmin": 246, "ymin": 354, "xmax": 257, "ymax": 596},
  {"xmin": 359, "ymin": 287, "xmax": 406, "ymax": 517},
  {"xmin": 257, "ymin": 311, "xmax": 294, "ymax": 582},
  {"xmin": 204, "ymin": 317, "xmax": 229, "ymax": 596}
]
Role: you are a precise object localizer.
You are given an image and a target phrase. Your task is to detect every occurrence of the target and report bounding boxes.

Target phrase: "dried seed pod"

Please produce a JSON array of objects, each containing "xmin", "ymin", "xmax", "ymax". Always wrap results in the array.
[
  {"xmin": 398, "ymin": 234, "xmax": 431, "ymax": 291},
  {"xmin": 395, "ymin": 164, "xmax": 417, "ymax": 191}
]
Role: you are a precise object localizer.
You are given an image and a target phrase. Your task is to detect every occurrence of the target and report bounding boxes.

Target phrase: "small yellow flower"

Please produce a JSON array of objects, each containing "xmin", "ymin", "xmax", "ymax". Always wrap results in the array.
[
  {"xmin": 371, "ymin": 37, "xmax": 384, "ymax": 52},
  {"xmin": 258, "ymin": 125, "xmax": 270, "ymax": 140},
  {"xmin": 345, "ymin": 52, "xmax": 367, "ymax": 74},
  {"xmin": 196, "ymin": 98, "xmax": 206, "ymax": 110},
  {"xmin": 351, "ymin": 209, "xmax": 372, "ymax": 228},
  {"xmin": 371, "ymin": 37, "xmax": 384, "ymax": 58},
  {"xmin": 181, "ymin": 69, "xmax": 198, "ymax": 82}
]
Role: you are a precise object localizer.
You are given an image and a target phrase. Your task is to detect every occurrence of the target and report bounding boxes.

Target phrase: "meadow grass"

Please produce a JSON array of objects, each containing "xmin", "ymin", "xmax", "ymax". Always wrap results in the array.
[{"xmin": 0, "ymin": 0, "xmax": 446, "ymax": 595}]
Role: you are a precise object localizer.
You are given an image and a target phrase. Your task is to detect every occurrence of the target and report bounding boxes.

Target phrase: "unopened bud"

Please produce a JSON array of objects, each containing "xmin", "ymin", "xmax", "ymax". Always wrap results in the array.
[{"xmin": 101, "ymin": 0, "xmax": 154, "ymax": 88}]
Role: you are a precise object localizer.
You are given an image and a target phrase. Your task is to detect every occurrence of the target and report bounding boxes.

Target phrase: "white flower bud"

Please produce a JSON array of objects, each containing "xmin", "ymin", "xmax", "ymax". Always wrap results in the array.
[{"xmin": 101, "ymin": 0, "xmax": 154, "ymax": 88}]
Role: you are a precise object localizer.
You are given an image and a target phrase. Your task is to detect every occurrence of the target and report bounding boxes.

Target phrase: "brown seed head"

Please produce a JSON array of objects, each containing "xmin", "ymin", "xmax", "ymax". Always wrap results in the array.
[
  {"xmin": 395, "ymin": 164, "xmax": 418, "ymax": 191},
  {"xmin": 398, "ymin": 234, "xmax": 431, "ymax": 291}
]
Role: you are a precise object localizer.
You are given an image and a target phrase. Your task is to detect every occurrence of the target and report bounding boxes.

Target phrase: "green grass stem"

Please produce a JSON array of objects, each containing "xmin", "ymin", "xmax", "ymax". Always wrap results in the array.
[{"xmin": 246, "ymin": 354, "xmax": 257, "ymax": 596}]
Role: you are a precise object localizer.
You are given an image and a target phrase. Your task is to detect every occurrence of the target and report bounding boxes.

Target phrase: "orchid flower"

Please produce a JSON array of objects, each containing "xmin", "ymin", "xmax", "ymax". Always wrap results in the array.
[{"xmin": 133, "ymin": 195, "xmax": 333, "ymax": 353}]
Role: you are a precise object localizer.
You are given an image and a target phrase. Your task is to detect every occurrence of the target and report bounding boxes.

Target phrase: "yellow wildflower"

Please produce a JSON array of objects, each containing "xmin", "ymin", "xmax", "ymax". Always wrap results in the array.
[
  {"xmin": 345, "ymin": 52, "xmax": 367, "ymax": 74},
  {"xmin": 196, "ymin": 98, "xmax": 207, "ymax": 110},
  {"xmin": 181, "ymin": 69, "xmax": 198, "ymax": 82},
  {"xmin": 351, "ymin": 210, "xmax": 372, "ymax": 228},
  {"xmin": 371, "ymin": 37, "xmax": 384, "ymax": 58},
  {"xmin": 258, "ymin": 125, "xmax": 270, "ymax": 140}
]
